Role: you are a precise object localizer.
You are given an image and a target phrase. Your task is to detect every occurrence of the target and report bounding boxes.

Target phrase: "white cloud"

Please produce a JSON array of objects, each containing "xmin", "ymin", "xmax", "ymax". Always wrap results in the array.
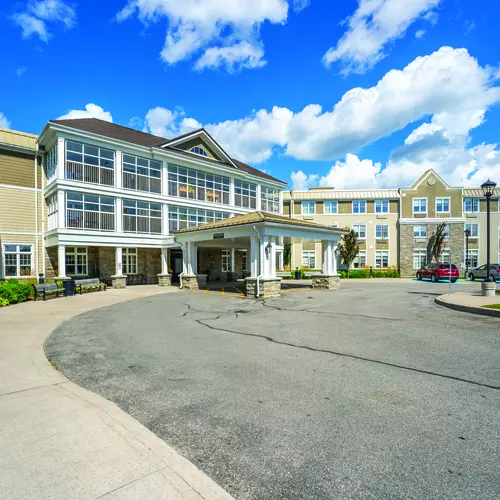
[
  {"xmin": 415, "ymin": 29, "xmax": 426, "ymax": 39},
  {"xmin": 143, "ymin": 107, "xmax": 201, "ymax": 138},
  {"xmin": 291, "ymin": 170, "xmax": 318, "ymax": 190},
  {"xmin": 115, "ymin": 0, "xmax": 290, "ymax": 71},
  {"xmin": 318, "ymin": 154, "xmax": 383, "ymax": 189},
  {"xmin": 323, "ymin": 0, "xmax": 441, "ymax": 74},
  {"xmin": 58, "ymin": 103, "xmax": 113, "ymax": 122},
  {"xmin": 0, "ymin": 113, "xmax": 11, "ymax": 129},
  {"xmin": 293, "ymin": 0, "xmax": 310, "ymax": 13},
  {"xmin": 11, "ymin": 0, "xmax": 77, "ymax": 42},
  {"xmin": 17, "ymin": 67, "xmax": 27, "ymax": 77}
]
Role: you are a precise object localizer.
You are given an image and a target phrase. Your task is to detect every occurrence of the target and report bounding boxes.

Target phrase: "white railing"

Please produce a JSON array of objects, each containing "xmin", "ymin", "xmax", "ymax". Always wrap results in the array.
[
  {"xmin": 66, "ymin": 209, "xmax": 115, "ymax": 231},
  {"xmin": 123, "ymin": 215, "xmax": 162, "ymax": 234},
  {"xmin": 65, "ymin": 161, "xmax": 114, "ymax": 186},
  {"xmin": 123, "ymin": 172, "xmax": 161, "ymax": 193}
]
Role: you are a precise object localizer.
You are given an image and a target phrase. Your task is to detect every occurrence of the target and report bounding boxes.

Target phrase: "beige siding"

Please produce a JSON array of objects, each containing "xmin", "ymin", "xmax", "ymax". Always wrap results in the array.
[{"xmin": 0, "ymin": 150, "xmax": 40, "ymax": 189}]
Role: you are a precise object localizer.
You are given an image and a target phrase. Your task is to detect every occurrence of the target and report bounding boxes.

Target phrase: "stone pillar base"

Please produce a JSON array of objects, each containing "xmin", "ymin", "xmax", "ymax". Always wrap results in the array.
[
  {"xmin": 312, "ymin": 274, "xmax": 341, "ymax": 290},
  {"xmin": 111, "ymin": 275, "xmax": 127, "ymax": 289},
  {"xmin": 182, "ymin": 275, "xmax": 199, "ymax": 290},
  {"xmin": 157, "ymin": 273, "xmax": 172, "ymax": 287},
  {"xmin": 245, "ymin": 278, "xmax": 281, "ymax": 299},
  {"xmin": 481, "ymin": 281, "xmax": 496, "ymax": 297}
]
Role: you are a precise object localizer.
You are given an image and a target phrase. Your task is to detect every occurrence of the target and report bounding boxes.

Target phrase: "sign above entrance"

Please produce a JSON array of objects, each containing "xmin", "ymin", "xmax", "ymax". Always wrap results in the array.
[{"xmin": 213, "ymin": 233, "xmax": 225, "ymax": 240}]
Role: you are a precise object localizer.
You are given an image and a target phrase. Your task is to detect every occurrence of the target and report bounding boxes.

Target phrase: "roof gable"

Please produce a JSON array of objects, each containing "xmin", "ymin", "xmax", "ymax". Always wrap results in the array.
[{"xmin": 408, "ymin": 169, "xmax": 455, "ymax": 190}]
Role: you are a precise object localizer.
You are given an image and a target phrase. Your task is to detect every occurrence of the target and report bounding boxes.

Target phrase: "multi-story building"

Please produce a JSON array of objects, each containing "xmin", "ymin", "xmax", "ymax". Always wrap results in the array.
[
  {"xmin": 284, "ymin": 169, "xmax": 500, "ymax": 276},
  {"xmin": 0, "ymin": 128, "xmax": 43, "ymax": 279}
]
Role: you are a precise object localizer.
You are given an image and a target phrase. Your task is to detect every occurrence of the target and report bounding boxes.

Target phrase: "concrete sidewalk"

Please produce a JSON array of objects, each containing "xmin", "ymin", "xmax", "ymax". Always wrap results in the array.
[
  {"xmin": 435, "ymin": 290, "xmax": 500, "ymax": 317},
  {"xmin": 0, "ymin": 286, "xmax": 234, "ymax": 500}
]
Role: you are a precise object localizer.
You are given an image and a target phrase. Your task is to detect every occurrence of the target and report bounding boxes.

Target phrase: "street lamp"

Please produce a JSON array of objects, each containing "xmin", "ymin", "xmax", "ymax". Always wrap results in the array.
[
  {"xmin": 480, "ymin": 179, "xmax": 497, "ymax": 291},
  {"xmin": 464, "ymin": 228, "xmax": 471, "ymax": 279}
]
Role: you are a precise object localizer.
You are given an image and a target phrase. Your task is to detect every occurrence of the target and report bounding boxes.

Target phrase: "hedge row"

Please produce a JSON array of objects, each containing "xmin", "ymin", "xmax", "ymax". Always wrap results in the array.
[{"xmin": 0, "ymin": 279, "xmax": 33, "ymax": 306}]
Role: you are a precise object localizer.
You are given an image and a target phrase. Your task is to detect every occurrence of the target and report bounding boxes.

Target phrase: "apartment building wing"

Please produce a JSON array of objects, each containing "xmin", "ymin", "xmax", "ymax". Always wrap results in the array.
[{"xmin": 0, "ymin": 129, "xmax": 43, "ymax": 279}]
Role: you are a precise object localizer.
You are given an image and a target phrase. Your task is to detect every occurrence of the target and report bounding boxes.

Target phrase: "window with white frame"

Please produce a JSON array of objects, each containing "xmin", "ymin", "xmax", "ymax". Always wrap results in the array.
[
  {"xmin": 234, "ymin": 180, "xmax": 257, "ymax": 209},
  {"xmin": 168, "ymin": 165, "xmax": 230, "ymax": 205},
  {"xmin": 45, "ymin": 144, "xmax": 57, "ymax": 182},
  {"xmin": 123, "ymin": 155, "xmax": 161, "ymax": 194},
  {"xmin": 436, "ymin": 197, "xmax": 450, "ymax": 213},
  {"xmin": 190, "ymin": 146, "xmax": 209, "ymax": 157},
  {"xmin": 66, "ymin": 192, "xmax": 115, "ymax": 231},
  {"xmin": 65, "ymin": 140, "xmax": 114, "ymax": 186},
  {"xmin": 443, "ymin": 224, "xmax": 450, "ymax": 238},
  {"xmin": 47, "ymin": 194, "xmax": 58, "ymax": 230},
  {"xmin": 352, "ymin": 224, "xmax": 366, "ymax": 239},
  {"xmin": 413, "ymin": 198, "xmax": 427, "ymax": 214},
  {"xmin": 301, "ymin": 201, "xmax": 315, "ymax": 215},
  {"xmin": 376, "ymin": 224, "xmax": 389, "ymax": 239},
  {"xmin": 302, "ymin": 250, "xmax": 316, "ymax": 268},
  {"xmin": 352, "ymin": 200, "xmax": 367, "ymax": 214},
  {"xmin": 439, "ymin": 249, "xmax": 451, "ymax": 264},
  {"xmin": 168, "ymin": 206, "xmax": 229, "ymax": 232},
  {"xmin": 122, "ymin": 248, "xmax": 137, "ymax": 275},
  {"xmin": 241, "ymin": 250, "xmax": 248, "ymax": 272},
  {"xmin": 2, "ymin": 244, "xmax": 32, "ymax": 277},
  {"xmin": 222, "ymin": 249, "xmax": 231, "ymax": 272},
  {"xmin": 324, "ymin": 201, "xmax": 338, "ymax": 214},
  {"xmin": 375, "ymin": 200, "xmax": 389, "ymax": 213},
  {"xmin": 123, "ymin": 199, "xmax": 162, "ymax": 234},
  {"xmin": 352, "ymin": 250, "xmax": 367, "ymax": 269},
  {"xmin": 261, "ymin": 186, "xmax": 280, "ymax": 213},
  {"xmin": 413, "ymin": 249, "xmax": 427, "ymax": 269},
  {"xmin": 375, "ymin": 250, "xmax": 389, "ymax": 268},
  {"xmin": 465, "ymin": 223, "xmax": 479, "ymax": 237},
  {"xmin": 413, "ymin": 224, "xmax": 427, "ymax": 238},
  {"xmin": 65, "ymin": 247, "xmax": 87, "ymax": 276},
  {"xmin": 463, "ymin": 198, "xmax": 479, "ymax": 213},
  {"xmin": 466, "ymin": 249, "xmax": 479, "ymax": 268}
]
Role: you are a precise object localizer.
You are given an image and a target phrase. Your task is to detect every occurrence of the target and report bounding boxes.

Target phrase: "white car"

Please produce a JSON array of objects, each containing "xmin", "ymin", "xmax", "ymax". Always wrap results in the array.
[{"xmin": 468, "ymin": 264, "xmax": 500, "ymax": 282}]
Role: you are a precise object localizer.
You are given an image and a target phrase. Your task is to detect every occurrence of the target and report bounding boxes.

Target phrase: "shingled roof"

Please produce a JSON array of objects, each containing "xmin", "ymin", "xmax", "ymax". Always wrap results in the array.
[{"xmin": 50, "ymin": 118, "xmax": 285, "ymax": 184}]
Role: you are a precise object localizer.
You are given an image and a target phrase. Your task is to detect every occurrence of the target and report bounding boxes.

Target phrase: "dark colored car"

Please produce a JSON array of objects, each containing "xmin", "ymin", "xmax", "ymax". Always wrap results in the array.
[
  {"xmin": 416, "ymin": 263, "xmax": 459, "ymax": 283},
  {"xmin": 468, "ymin": 264, "xmax": 500, "ymax": 282}
]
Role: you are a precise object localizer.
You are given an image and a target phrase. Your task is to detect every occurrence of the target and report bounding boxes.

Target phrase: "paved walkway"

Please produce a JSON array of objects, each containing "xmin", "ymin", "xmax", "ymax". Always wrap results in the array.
[
  {"xmin": 0, "ymin": 286, "xmax": 234, "ymax": 500},
  {"xmin": 436, "ymin": 290, "xmax": 500, "ymax": 317}
]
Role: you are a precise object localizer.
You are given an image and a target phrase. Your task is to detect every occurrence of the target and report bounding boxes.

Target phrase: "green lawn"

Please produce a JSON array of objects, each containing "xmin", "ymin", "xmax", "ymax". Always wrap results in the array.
[{"xmin": 482, "ymin": 304, "xmax": 500, "ymax": 310}]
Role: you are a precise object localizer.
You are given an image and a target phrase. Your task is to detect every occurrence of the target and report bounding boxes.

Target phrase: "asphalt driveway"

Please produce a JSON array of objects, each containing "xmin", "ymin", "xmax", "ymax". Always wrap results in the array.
[{"xmin": 45, "ymin": 280, "xmax": 500, "ymax": 500}]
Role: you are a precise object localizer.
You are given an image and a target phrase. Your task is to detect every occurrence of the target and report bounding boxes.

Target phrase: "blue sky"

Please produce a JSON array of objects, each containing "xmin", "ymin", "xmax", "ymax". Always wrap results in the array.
[{"xmin": 1, "ymin": 0, "xmax": 500, "ymax": 189}]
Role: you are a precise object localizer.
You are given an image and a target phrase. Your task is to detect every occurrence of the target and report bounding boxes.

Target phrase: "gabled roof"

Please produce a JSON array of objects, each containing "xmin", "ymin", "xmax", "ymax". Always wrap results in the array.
[
  {"xmin": 175, "ymin": 211, "xmax": 349, "ymax": 234},
  {"xmin": 48, "ymin": 118, "xmax": 285, "ymax": 185},
  {"xmin": 405, "ymin": 169, "xmax": 461, "ymax": 190}
]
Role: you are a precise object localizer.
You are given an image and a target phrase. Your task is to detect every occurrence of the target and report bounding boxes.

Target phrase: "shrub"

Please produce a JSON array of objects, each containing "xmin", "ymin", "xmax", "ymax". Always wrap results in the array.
[{"xmin": 0, "ymin": 279, "xmax": 32, "ymax": 305}]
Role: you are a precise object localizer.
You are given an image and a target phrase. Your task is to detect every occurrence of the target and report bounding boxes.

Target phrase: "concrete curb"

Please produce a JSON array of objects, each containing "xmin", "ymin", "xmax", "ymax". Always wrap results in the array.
[{"xmin": 435, "ymin": 296, "xmax": 500, "ymax": 318}]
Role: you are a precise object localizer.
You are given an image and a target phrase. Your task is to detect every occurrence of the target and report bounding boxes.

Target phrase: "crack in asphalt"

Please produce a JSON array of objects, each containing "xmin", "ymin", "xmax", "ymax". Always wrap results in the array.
[{"xmin": 194, "ymin": 315, "xmax": 500, "ymax": 392}]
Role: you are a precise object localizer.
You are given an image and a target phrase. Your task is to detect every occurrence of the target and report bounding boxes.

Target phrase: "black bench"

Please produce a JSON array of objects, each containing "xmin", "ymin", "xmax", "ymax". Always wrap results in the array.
[
  {"xmin": 32, "ymin": 282, "xmax": 65, "ymax": 301},
  {"xmin": 74, "ymin": 278, "xmax": 106, "ymax": 295}
]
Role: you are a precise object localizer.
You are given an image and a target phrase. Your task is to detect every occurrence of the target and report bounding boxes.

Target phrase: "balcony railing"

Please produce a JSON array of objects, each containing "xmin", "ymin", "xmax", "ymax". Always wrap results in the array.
[
  {"xmin": 66, "ymin": 209, "xmax": 115, "ymax": 231},
  {"xmin": 123, "ymin": 172, "xmax": 161, "ymax": 193},
  {"xmin": 66, "ymin": 161, "xmax": 114, "ymax": 187},
  {"xmin": 123, "ymin": 215, "xmax": 162, "ymax": 234}
]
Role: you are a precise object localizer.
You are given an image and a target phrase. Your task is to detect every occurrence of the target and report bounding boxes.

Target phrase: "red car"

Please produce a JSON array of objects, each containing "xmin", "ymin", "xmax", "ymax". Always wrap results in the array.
[{"xmin": 416, "ymin": 263, "xmax": 459, "ymax": 283}]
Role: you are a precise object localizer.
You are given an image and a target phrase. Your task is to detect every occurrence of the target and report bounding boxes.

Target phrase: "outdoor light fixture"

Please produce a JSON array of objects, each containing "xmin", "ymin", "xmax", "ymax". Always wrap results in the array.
[
  {"xmin": 265, "ymin": 242, "xmax": 272, "ymax": 255},
  {"xmin": 480, "ymin": 179, "xmax": 497, "ymax": 287},
  {"xmin": 481, "ymin": 179, "xmax": 497, "ymax": 198}
]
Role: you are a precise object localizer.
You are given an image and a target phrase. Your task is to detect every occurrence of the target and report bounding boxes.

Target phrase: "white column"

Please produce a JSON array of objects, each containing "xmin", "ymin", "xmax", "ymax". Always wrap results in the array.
[
  {"xmin": 57, "ymin": 189, "xmax": 65, "ymax": 229},
  {"xmin": 183, "ymin": 242, "xmax": 196, "ymax": 275},
  {"xmin": 332, "ymin": 243, "xmax": 338, "ymax": 275},
  {"xmin": 57, "ymin": 245, "xmax": 66, "ymax": 278},
  {"xmin": 161, "ymin": 248, "xmax": 169, "ymax": 274},
  {"xmin": 191, "ymin": 243, "xmax": 198, "ymax": 275},
  {"xmin": 115, "ymin": 247, "xmax": 123, "ymax": 276},
  {"xmin": 116, "ymin": 198, "xmax": 123, "ymax": 232},
  {"xmin": 322, "ymin": 240, "xmax": 330, "ymax": 275},
  {"xmin": 270, "ymin": 237, "xmax": 277, "ymax": 279},
  {"xmin": 115, "ymin": 151, "xmax": 122, "ymax": 189},
  {"xmin": 250, "ymin": 236, "xmax": 259, "ymax": 278},
  {"xmin": 278, "ymin": 251, "xmax": 284, "ymax": 270},
  {"xmin": 231, "ymin": 248, "xmax": 236, "ymax": 272},
  {"xmin": 279, "ymin": 190, "xmax": 284, "ymax": 215},
  {"xmin": 229, "ymin": 178, "xmax": 235, "ymax": 207},
  {"xmin": 162, "ymin": 204, "xmax": 169, "ymax": 235},
  {"xmin": 261, "ymin": 235, "xmax": 275, "ymax": 279},
  {"xmin": 161, "ymin": 161, "xmax": 168, "ymax": 195},
  {"xmin": 256, "ymin": 184, "xmax": 262, "ymax": 211},
  {"xmin": 57, "ymin": 137, "xmax": 65, "ymax": 179}
]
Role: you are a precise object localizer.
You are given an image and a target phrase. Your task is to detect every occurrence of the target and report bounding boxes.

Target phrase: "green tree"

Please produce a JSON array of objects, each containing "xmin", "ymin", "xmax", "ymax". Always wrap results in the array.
[
  {"xmin": 429, "ymin": 222, "xmax": 447, "ymax": 263},
  {"xmin": 338, "ymin": 229, "xmax": 360, "ymax": 277},
  {"xmin": 283, "ymin": 243, "xmax": 291, "ymax": 268}
]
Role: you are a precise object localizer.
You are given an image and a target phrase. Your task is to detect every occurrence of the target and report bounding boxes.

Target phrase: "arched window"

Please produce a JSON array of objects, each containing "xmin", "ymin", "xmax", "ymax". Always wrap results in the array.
[{"xmin": 190, "ymin": 146, "xmax": 209, "ymax": 157}]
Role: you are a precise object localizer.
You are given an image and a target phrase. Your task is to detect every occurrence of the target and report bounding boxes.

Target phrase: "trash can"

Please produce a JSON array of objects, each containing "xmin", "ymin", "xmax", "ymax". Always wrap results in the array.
[
  {"xmin": 38, "ymin": 273, "xmax": 45, "ymax": 284},
  {"xmin": 294, "ymin": 268, "xmax": 301, "ymax": 280},
  {"xmin": 62, "ymin": 278, "xmax": 76, "ymax": 297}
]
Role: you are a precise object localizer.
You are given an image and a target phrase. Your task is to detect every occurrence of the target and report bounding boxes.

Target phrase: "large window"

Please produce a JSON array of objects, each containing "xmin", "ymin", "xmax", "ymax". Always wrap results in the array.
[
  {"xmin": 234, "ymin": 181, "xmax": 257, "ymax": 208},
  {"xmin": 123, "ymin": 155, "xmax": 161, "ymax": 193},
  {"xmin": 464, "ymin": 198, "xmax": 479, "ymax": 213},
  {"xmin": 443, "ymin": 224, "xmax": 450, "ymax": 238},
  {"xmin": 65, "ymin": 141, "xmax": 114, "ymax": 186},
  {"xmin": 3, "ymin": 244, "xmax": 32, "ymax": 277},
  {"xmin": 466, "ymin": 249, "xmax": 479, "ymax": 268},
  {"xmin": 45, "ymin": 144, "xmax": 57, "ymax": 181},
  {"xmin": 324, "ymin": 201, "xmax": 338, "ymax": 214},
  {"xmin": 375, "ymin": 200, "xmax": 389, "ymax": 213},
  {"xmin": 413, "ymin": 198, "xmax": 427, "ymax": 214},
  {"xmin": 302, "ymin": 250, "xmax": 316, "ymax": 268},
  {"xmin": 47, "ymin": 194, "xmax": 58, "ymax": 230},
  {"xmin": 375, "ymin": 250, "xmax": 389, "ymax": 268},
  {"xmin": 439, "ymin": 249, "xmax": 451, "ymax": 264},
  {"xmin": 222, "ymin": 249, "xmax": 231, "ymax": 272},
  {"xmin": 190, "ymin": 146, "xmax": 209, "ymax": 157},
  {"xmin": 123, "ymin": 200, "xmax": 162, "ymax": 234},
  {"xmin": 261, "ymin": 186, "xmax": 280, "ymax": 213},
  {"xmin": 65, "ymin": 247, "xmax": 87, "ymax": 276},
  {"xmin": 375, "ymin": 224, "xmax": 389, "ymax": 239},
  {"xmin": 352, "ymin": 224, "xmax": 366, "ymax": 239},
  {"xmin": 66, "ymin": 192, "xmax": 115, "ymax": 231},
  {"xmin": 301, "ymin": 201, "xmax": 315, "ymax": 215},
  {"xmin": 436, "ymin": 197, "xmax": 450, "ymax": 213},
  {"xmin": 168, "ymin": 165, "xmax": 230, "ymax": 205},
  {"xmin": 352, "ymin": 250, "xmax": 367, "ymax": 269},
  {"xmin": 353, "ymin": 200, "xmax": 367, "ymax": 214},
  {"xmin": 413, "ymin": 249, "xmax": 427, "ymax": 269},
  {"xmin": 122, "ymin": 248, "xmax": 137, "ymax": 275},
  {"xmin": 465, "ymin": 223, "xmax": 479, "ymax": 237},
  {"xmin": 168, "ymin": 206, "xmax": 229, "ymax": 232},
  {"xmin": 413, "ymin": 224, "xmax": 427, "ymax": 238}
]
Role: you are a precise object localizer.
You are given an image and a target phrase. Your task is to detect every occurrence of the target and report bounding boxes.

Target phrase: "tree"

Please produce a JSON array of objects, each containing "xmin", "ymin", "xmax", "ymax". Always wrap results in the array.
[
  {"xmin": 283, "ymin": 243, "xmax": 292, "ymax": 269},
  {"xmin": 429, "ymin": 222, "xmax": 447, "ymax": 263},
  {"xmin": 338, "ymin": 229, "xmax": 360, "ymax": 277}
]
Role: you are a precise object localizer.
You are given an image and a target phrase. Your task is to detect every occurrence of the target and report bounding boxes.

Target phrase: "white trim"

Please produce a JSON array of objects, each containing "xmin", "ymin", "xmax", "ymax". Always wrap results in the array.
[
  {"xmin": 0, "ymin": 231, "xmax": 44, "ymax": 236},
  {"xmin": 375, "ymin": 223, "xmax": 389, "ymax": 240},
  {"xmin": 0, "ymin": 183, "xmax": 43, "ymax": 192},
  {"xmin": 412, "ymin": 197, "xmax": 428, "ymax": 215},
  {"xmin": 435, "ymin": 196, "xmax": 451, "ymax": 214},
  {"xmin": 301, "ymin": 200, "xmax": 316, "ymax": 215},
  {"xmin": 352, "ymin": 223, "xmax": 367, "ymax": 239},
  {"xmin": 409, "ymin": 169, "xmax": 461, "ymax": 191},
  {"xmin": 1, "ymin": 242, "xmax": 34, "ymax": 279},
  {"xmin": 400, "ymin": 217, "xmax": 466, "ymax": 224},
  {"xmin": 352, "ymin": 199, "xmax": 367, "ymax": 214}
]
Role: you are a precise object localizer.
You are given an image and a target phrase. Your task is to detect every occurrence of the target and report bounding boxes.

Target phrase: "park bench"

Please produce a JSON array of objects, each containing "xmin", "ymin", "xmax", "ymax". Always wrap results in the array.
[
  {"xmin": 32, "ymin": 282, "xmax": 65, "ymax": 301},
  {"xmin": 74, "ymin": 278, "xmax": 106, "ymax": 295}
]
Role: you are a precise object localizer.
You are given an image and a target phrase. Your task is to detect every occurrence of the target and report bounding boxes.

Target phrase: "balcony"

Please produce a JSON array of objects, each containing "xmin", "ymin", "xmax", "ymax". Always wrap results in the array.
[
  {"xmin": 66, "ymin": 161, "xmax": 114, "ymax": 187},
  {"xmin": 66, "ymin": 209, "xmax": 115, "ymax": 231}
]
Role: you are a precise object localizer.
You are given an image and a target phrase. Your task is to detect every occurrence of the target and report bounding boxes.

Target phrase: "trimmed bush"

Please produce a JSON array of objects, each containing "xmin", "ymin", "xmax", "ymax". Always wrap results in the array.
[{"xmin": 0, "ymin": 279, "xmax": 32, "ymax": 306}]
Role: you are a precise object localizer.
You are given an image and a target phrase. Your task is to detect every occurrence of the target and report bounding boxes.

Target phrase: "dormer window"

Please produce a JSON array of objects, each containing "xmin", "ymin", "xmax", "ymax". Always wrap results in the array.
[{"xmin": 190, "ymin": 146, "xmax": 209, "ymax": 157}]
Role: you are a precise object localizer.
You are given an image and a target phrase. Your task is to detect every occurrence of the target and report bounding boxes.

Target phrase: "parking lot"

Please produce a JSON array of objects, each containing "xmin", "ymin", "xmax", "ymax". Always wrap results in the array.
[{"xmin": 45, "ymin": 280, "xmax": 500, "ymax": 500}]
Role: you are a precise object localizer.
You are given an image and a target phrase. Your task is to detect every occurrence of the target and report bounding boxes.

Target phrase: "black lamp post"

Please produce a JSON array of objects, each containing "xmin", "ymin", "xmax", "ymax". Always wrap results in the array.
[
  {"xmin": 480, "ymin": 179, "xmax": 497, "ymax": 282},
  {"xmin": 464, "ymin": 228, "xmax": 470, "ymax": 279}
]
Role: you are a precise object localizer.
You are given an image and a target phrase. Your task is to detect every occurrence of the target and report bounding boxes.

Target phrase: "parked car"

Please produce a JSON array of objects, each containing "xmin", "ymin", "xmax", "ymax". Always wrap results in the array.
[
  {"xmin": 416, "ymin": 263, "xmax": 459, "ymax": 283},
  {"xmin": 468, "ymin": 264, "xmax": 500, "ymax": 282}
]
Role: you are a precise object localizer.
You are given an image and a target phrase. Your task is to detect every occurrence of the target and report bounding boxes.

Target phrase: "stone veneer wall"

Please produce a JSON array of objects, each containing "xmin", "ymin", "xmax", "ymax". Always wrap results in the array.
[
  {"xmin": 198, "ymin": 248, "xmax": 246, "ymax": 281},
  {"xmin": 399, "ymin": 223, "xmax": 464, "ymax": 276}
]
